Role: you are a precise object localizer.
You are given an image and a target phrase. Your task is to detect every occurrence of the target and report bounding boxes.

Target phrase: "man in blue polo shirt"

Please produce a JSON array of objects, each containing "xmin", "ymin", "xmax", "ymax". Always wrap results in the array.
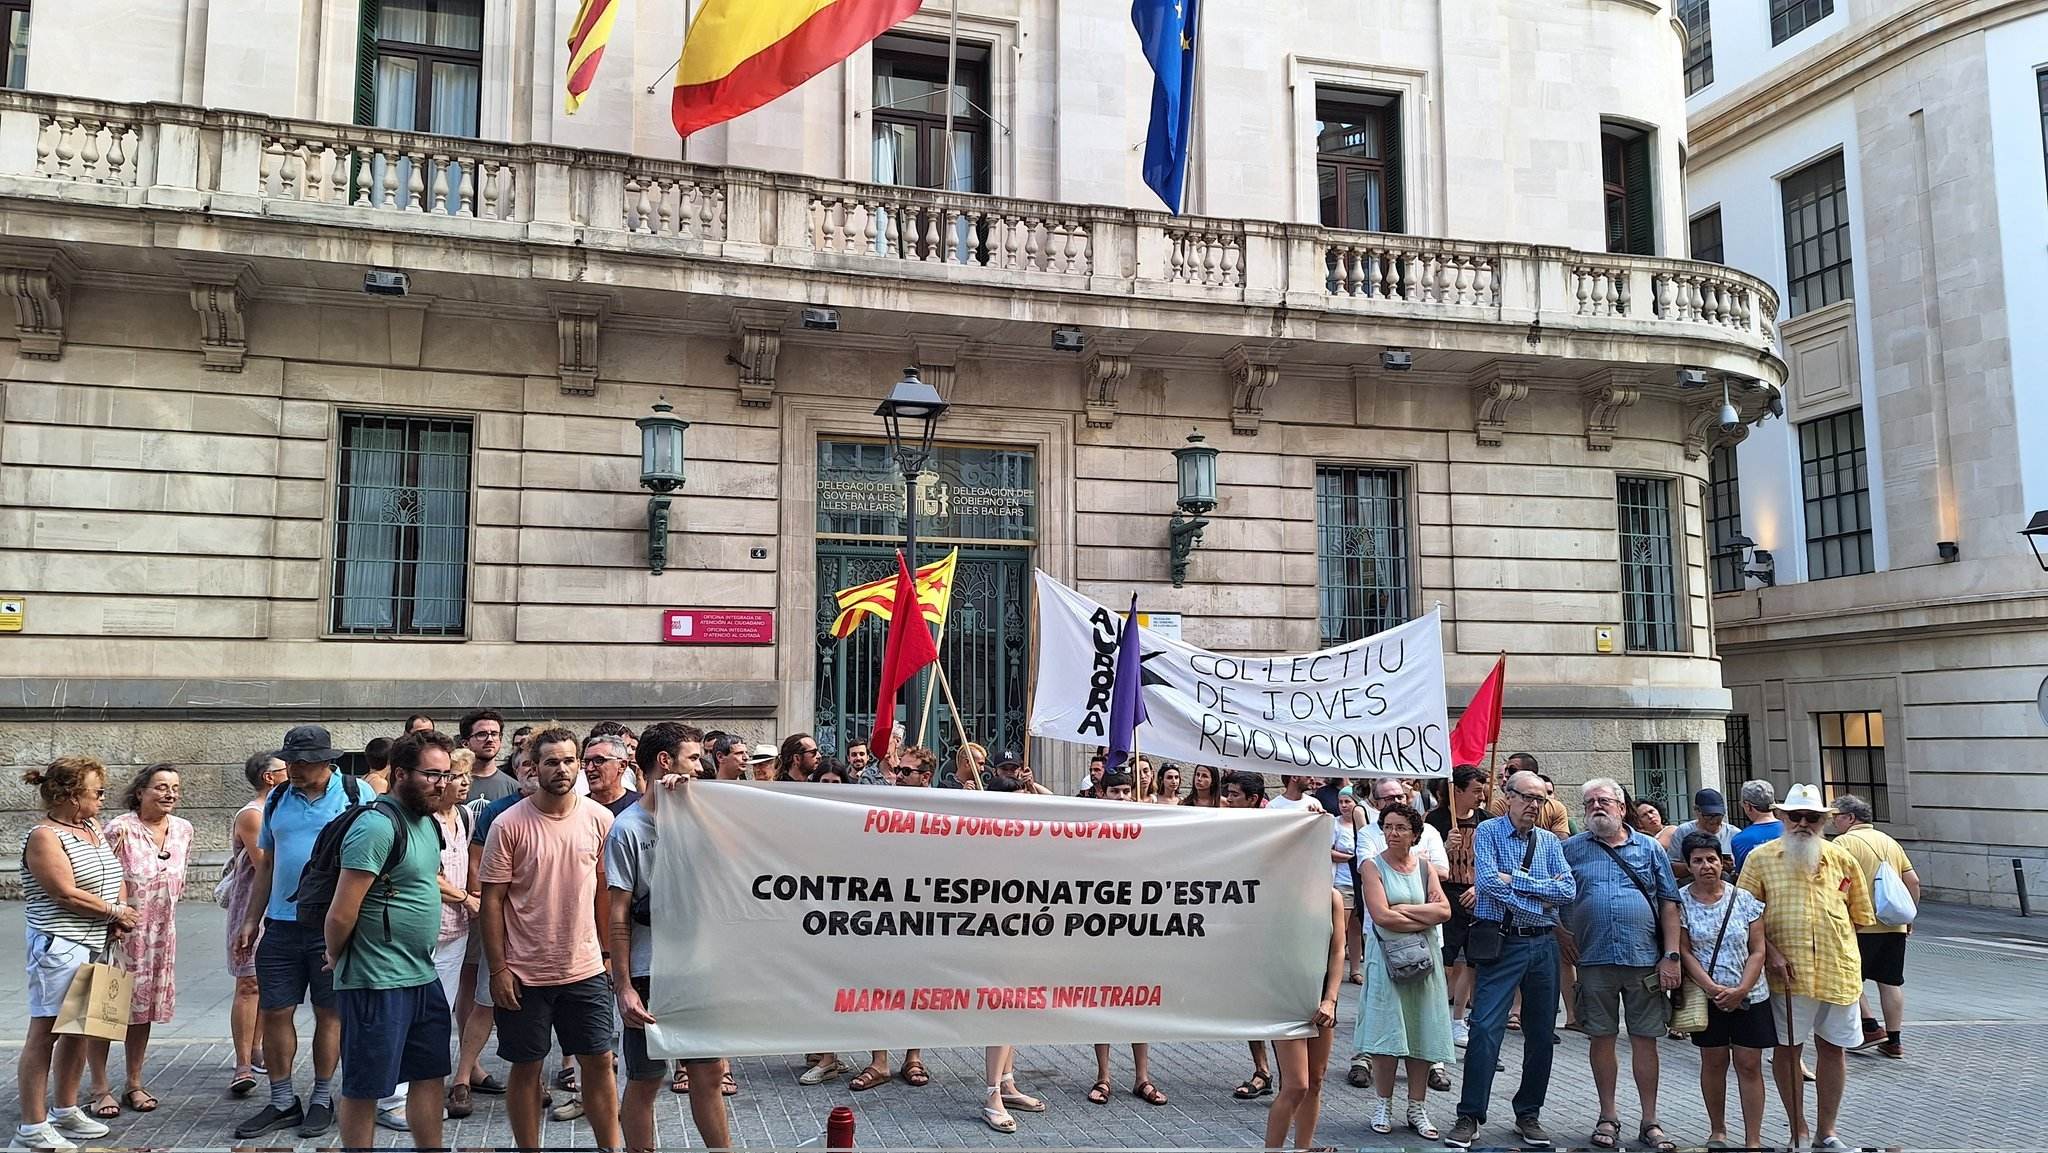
[{"xmin": 233, "ymin": 724, "xmax": 368, "ymax": 1139}]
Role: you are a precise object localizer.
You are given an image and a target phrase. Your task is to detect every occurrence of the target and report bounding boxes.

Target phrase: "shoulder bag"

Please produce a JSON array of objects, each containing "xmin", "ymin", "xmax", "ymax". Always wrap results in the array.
[
  {"xmin": 1370, "ymin": 857, "xmax": 1438, "ymax": 984},
  {"xmin": 1465, "ymin": 830, "xmax": 1540, "ymax": 965},
  {"xmin": 1671, "ymin": 891, "xmax": 1737, "ymax": 1033}
]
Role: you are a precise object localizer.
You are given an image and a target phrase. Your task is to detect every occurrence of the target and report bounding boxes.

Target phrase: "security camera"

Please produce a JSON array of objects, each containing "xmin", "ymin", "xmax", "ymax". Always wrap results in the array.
[
  {"xmin": 1768, "ymin": 391, "xmax": 1786, "ymax": 420},
  {"xmin": 800, "ymin": 306, "xmax": 840, "ymax": 331},
  {"xmin": 363, "ymin": 268, "xmax": 409, "ymax": 297},
  {"xmin": 1051, "ymin": 326, "xmax": 1086, "ymax": 353},
  {"xmin": 1677, "ymin": 367, "xmax": 1711, "ymax": 390},
  {"xmin": 1718, "ymin": 400, "xmax": 1742, "ymax": 433},
  {"xmin": 1381, "ymin": 349, "xmax": 1413, "ymax": 371}
]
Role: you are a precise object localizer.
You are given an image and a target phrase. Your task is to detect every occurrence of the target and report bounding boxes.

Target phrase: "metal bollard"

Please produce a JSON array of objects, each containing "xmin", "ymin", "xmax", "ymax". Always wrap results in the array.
[
  {"xmin": 826, "ymin": 1104, "xmax": 856, "ymax": 1150},
  {"xmin": 2017, "ymin": 859, "xmax": 2033, "ymax": 918}
]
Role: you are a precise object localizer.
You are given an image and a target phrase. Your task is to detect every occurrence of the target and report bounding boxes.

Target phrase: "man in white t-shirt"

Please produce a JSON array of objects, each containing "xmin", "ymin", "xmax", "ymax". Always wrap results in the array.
[{"xmin": 1268, "ymin": 775, "xmax": 1327, "ymax": 813}]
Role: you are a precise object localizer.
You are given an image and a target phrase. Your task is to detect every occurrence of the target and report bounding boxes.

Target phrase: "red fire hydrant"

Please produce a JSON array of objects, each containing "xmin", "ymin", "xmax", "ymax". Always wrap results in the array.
[{"xmin": 826, "ymin": 1105, "xmax": 856, "ymax": 1150}]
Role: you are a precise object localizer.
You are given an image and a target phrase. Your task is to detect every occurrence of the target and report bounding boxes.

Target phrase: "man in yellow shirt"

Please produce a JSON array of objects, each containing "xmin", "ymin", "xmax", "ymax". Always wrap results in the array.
[
  {"xmin": 1829, "ymin": 794, "xmax": 1918, "ymax": 1059},
  {"xmin": 1736, "ymin": 784, "xmax": 1874, "ymax": 1152}
]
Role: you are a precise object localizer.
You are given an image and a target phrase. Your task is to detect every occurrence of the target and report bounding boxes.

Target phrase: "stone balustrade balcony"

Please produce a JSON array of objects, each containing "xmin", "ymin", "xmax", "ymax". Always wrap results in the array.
[{"xmin": 0, "ymin": 91, "xmax": 1783, "ymax": 393}]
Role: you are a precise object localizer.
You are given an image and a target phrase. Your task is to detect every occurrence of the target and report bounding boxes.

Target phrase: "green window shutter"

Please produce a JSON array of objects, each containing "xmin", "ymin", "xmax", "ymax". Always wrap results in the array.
[
  {"xmin": 354, "ymin": 0, "xmax": 381, "ymax": 127},
  {"xmin": 1624, "ymin": 132, "xmax": 1655, "ymax": 255},
  {"xmin": 1383, "ymin": 97, "xmax": 1405, "ymax": 234}
]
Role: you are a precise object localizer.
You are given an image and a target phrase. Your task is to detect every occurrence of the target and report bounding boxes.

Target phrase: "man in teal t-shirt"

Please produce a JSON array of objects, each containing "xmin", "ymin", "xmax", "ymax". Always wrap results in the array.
[{"xmin": 323, "ymin": 729, "xmax": 454, "ymax": 1151}]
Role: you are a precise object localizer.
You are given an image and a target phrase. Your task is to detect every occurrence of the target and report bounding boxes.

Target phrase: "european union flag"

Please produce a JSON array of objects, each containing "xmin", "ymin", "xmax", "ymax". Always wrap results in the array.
[{"xmin": 1132, "ymin": 0, "xmax": 1198, "ymax": 213}]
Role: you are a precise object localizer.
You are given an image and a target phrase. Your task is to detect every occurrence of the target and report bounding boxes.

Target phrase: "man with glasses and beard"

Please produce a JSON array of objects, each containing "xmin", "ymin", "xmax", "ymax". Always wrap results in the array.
[
  {"xmin": 1736, "ymin": 784, "xmax": 1873, "ymax": 1152},
  {"xmin": 460, "ymin": 711, "xmax": 519, "ymax": 802}
]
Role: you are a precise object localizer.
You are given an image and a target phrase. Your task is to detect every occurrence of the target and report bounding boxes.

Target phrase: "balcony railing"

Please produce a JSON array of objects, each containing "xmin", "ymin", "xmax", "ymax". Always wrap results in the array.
[{"xmin": 0, "ymin": 93, "xmax": 1780, "ymax": 357}]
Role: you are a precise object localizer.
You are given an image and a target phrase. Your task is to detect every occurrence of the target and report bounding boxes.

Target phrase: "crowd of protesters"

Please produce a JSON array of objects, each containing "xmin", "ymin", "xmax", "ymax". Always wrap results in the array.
[{"xmin": 12, "ymin": 717, "xmax": 1916, "ymax": 1152}]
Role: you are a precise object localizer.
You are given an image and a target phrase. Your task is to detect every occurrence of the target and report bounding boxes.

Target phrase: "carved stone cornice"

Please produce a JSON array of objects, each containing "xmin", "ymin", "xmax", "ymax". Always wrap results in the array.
[
  {"xmin": 1470, "ymin": 364, "xmax": 1531, "ymax": 447},
  {"xmin": 1225, "ymin": 342, "xmax": 1287, "ymax": 436},
  {"xmin": 1581, "ymin": 371, "xmax": 1645, "ymax": 451},
  {"xmin": 550, "ymin": 292, "xmax": 611, "ymax": 396},
  {"xmin": 729, "ymin": 305, "xmax": 789, "ymax": 407},
  {"xmin": 180, "ymin": 259, "xmax": 259, "ymax": 372},
  {"xmin": 1684, "ymin": 400, "xmax": 1753, "ymax": 460},
  {"xmin": 0, "ymin": 247, "xmax": 76, "ymax": 361},
  {"xmin": 1083, "ymin": 337, "xmax": 1137, "ymax": 428},
  {"xmin": 912, "ymin": 334, "xmax": 969, "ymax": 402}
]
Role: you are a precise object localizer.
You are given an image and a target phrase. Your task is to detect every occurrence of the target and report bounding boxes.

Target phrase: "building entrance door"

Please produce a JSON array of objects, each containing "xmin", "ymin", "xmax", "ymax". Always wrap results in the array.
[{"xmin": 812, "ymin": 440, "xmax": 1036, "ymax": 764}]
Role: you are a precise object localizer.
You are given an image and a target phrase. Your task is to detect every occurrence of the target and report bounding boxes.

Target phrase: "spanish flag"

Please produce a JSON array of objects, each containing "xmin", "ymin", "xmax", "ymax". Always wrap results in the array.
[
  {"xmin": 830, "ymin": 548, "xmax": 957, "ymax": 639},
  {"xmin": 673, "ymin": 0, "xmax": 921, "ymax": 137},
  {"xmin": 564, "ymin": 0, "xmax": 618, "ymax": 114}
]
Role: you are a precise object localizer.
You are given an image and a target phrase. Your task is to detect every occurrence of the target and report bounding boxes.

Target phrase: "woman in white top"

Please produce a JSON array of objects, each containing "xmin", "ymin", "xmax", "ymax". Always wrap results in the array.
[
  {"xmin": 1676, "ymin": 831, "xmax": 1771, "ymax": 1150},
  {"xmin": 1333, "ymin": 788, "xmax": 1366, "ymax": 983}
]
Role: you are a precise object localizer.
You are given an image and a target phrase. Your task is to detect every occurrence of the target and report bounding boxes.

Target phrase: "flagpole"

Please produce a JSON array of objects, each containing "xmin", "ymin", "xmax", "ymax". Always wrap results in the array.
[
  {"xmin": 915, "ymin": 616, "xmax": 947, "ymax": 746},
  {"xmin": 940, "ymin": 0, "xmax": 962, "ymax": 192},
  {"xmin": 1022, "ymin": 574, "xmax": 1040, "ymax": 778}
]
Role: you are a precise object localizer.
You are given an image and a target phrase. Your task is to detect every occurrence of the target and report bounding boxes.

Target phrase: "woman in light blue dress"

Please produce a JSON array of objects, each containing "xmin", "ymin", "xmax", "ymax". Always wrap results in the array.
[{"xmin": 1355, "ymin": 803, "xmax": 1455, "ymax": 1138}]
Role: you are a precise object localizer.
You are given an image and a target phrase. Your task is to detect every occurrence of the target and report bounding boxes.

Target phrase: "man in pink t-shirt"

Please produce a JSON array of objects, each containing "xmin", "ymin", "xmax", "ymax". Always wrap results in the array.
[{"xmin": 480, "ymin": 726, "xmax": 618, "ymax": 1151}]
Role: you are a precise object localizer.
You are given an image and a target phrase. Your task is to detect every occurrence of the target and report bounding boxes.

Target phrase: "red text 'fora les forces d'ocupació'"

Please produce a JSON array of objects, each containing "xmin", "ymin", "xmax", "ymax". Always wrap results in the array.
[{"xmin": 861, "ymin": 807, "xmax": 1144, "ymax": 840}]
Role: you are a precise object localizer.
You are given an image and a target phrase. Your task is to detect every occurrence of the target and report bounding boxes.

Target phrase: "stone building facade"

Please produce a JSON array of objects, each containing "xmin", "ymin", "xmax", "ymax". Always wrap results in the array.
[
  {"xmin": 0, "ymin": 0, "xmax": 1782, "ymax": 863},
  {"xmin": 1682, "ymin": 0, "xmax": 2048, "ymax": 907}
]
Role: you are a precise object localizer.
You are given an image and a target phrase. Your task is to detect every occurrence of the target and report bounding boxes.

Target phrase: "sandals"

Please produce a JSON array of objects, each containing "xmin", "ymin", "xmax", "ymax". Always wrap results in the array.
[
  {"xmin": 1346, "ymin": 972, "xmax": 1364, "ymax": 985},
  {"xmin": 553, "ymin": 1066, "xmax": 580, "ymax": 1094},
  {"xmin": 446, "ymin": 1082, "xmax": 474, "ymax": 1119},
  {"xmin": 1638, "ymin": 1123, "xmax": 1677, "ymax": 1152},
  {"xmin": 899, "ymin": 1059, "xmax": 930, "ymax": 1087},
  {"xmin": 982, "ymin": 1088, "xmax": 1018, "ymax": 1134},
  {"xmin": 471, "ymin": 1072, "xmax": 507, "ymax": 1095},
  {"xmin": 672, "ymin": 1064, "xmax": 690, "ymax": 1093},
  {"xmin": 1132, "ymin": 1080, "xmax": 1167, "ymax": 1107},
  {"xmin": 123, "ymin": 1088, "xmax": 159, "ymax": 1113},
  {"xmin": 229, "ymin": 1068, "xmax": 258, "ymax": 1098},
  {"xmin": 1591, "ymin": 1117, "xmax": 1622, "ymax": 1150},
  {"xmin": 1407, "ymin": 1102, "xmax": 1439, "ymax": 1140},
  {"xmin": 999, "ymin": 1078, "xmax": 1045, "ymax": 1112},
  {"xmin": 1369, "ymin": 1099, "xmax": 1393, "ymax": 1135},
  {"xmin": 1087, "ymin": 1080, "xmax": 1111, "ymax": 1105},
  {"xmin": 721, "ymin": 1070, "xmax": 738, "ymax": 1097},
  {"xmin": 849, "ymin": 1066, "xmax": 890, "ymax": 1092},
  {"xmin": 1507, "ymin": 1012, "xmax": 1522, "ymax": 1031},
  {"xmin": 1232, "ymin": 1071, "xmax": 1273, "ymax": 1099},
  {"xmin": 88, "ymin": 1092, "xmax": 121, "ymax": 1119}
]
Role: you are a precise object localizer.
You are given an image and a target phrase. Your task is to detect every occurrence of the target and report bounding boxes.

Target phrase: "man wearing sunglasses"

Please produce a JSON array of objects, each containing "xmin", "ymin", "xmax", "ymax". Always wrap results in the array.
[{"xmin": 1735, "ymin": 783, "xmax": 1875, "ymax": 1152}]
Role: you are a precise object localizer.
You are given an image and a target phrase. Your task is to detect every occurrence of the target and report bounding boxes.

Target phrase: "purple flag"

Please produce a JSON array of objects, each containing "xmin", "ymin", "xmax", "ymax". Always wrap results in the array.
[{"xmin": 1105, "ymin": 594, "xmax": 1149, "ymax": 773}]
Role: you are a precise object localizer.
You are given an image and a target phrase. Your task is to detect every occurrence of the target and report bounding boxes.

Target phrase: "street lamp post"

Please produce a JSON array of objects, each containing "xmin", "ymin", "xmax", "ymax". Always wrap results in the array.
[
  {"xmin": 636, "ymin": 399, "xmax": 689, "ymax": 574},
  {"xmin": 875, "ymin": 365, "xmax": 951, "ymax": 576},
  {"xmin": 1169, "ymin": 430, "xmax": 1219, "ymax": 587},
  {"xmin": 2023, "ymin": 511, "xmax": 2048, "ymax": 572}
]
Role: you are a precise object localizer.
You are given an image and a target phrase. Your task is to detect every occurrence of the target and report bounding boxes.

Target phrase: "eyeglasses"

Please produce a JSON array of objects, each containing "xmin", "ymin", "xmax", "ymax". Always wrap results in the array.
[
  {"xmin": 411, "ymin": 769, "xmax": 459, "ymax": 783},
  {"xmin": 471, "ymin": 732, "xmax": 503, "ymax": 744},
  {"xmin": 585, "ymin": 755, "xmax": 618, "ymax": 766},
  {"xmin": 1501, "ymin": 786, "xmax": 1539, "ymax": 803},
  {"xmin": 800, "ymin": 745, "xmax": 820, "ymax": 756},
  {"xmin": 1585, "ymin": 797, "xmax": 1624, "ymax": 811},
  {"xmin": 1786, "ymin": 812, "xmax": 1826, "ymax": 825}
]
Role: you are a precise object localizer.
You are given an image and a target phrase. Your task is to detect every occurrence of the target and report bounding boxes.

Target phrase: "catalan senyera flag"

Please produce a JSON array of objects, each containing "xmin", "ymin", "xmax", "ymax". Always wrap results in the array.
[
  {"xmin": 672, "ymin": 0, "xmax": 921, "ymax": 137},
  {"xmin": 830, "ymin": 548, "xmax": 957, "ymax": 639},
  {"xmin": 563, "ymin": 0, "xmax": 620, "ymax": 114}
]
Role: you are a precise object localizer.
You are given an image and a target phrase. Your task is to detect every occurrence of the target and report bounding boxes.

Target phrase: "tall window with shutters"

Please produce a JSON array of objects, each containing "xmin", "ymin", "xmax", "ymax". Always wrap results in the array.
[
  {"xmin": 1316, "ymin": 89, "xmax": 1404, "ymax": 234},
  {"xmin": 331, "ymin": 413, "xmax": 473, "ymax": 636},
  {"xmin": 1602, "ymin": 122, "xmax": 1655, "ymax": 256},
  {"xmin": 355, "ymin": 0, "xmax": 482, "ymax": 138}
]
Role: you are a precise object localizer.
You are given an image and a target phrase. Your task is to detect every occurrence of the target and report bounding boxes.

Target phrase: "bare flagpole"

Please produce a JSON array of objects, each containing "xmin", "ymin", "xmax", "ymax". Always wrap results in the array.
[{"xmin": 939, "ymin": 0, "xmax": 961, "ymax": 191}]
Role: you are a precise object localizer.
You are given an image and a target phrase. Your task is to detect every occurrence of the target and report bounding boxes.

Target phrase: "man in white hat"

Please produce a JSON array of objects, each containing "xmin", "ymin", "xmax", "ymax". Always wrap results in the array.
[{"xmin": 1735, "ymin": 783, "xmax": 1875, "ymax": 1151}]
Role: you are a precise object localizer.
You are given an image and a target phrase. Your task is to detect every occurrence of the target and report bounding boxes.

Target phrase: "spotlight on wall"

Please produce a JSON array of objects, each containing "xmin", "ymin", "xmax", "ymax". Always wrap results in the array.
[
  {"xmin": 1051, "ymin": 326, "xmax": 1086, "ymax": 353},
  {"xmin": 1768, "ymin": 389, "xmax": 1787, "ymax": 420},
  {"xmin": 800, "ymin": 306, "xmax": 840, "ymax": 331},
  {"xmin": 1677, "ymin": 367, "xmax": 1711, "ymax": 390},
  {"xmin": 1381, "ymin": 348, "xmax": 1413, "ymax": 372},
  {"xmin": 1747, "ymin": 548, "xmax": 1777, "ymax": 588},
  {"xmin": 1937, "ymin": 540, "xmax": 1960, "ymax": 563},
  {"xmin": 363, "ymin": 268, "xmax": 409, "ymax": 297}
]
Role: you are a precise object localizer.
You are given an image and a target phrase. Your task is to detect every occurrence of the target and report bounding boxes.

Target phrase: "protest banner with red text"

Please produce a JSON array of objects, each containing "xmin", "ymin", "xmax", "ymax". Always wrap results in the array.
[{"xmin": 643, "ymin": 781, "xmax": 1329, "ymax": 1058}]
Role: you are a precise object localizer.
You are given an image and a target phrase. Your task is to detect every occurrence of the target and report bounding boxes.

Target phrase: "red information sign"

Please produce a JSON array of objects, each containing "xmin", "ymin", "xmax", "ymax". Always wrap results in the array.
[{"xmin": 661, "ymin": 609, "xmax": 775, "ymax": 645}]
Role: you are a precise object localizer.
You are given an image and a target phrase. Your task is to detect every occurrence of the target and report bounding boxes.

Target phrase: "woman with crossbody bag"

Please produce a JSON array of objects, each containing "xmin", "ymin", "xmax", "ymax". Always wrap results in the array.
[
  {"xmin": 1676, "ymin": 832, "xmax": 1771, "ymax": 1150},
  {"xmin": 1354, "ymin": 804, "xmax": 1455, "ymax": 1139}
]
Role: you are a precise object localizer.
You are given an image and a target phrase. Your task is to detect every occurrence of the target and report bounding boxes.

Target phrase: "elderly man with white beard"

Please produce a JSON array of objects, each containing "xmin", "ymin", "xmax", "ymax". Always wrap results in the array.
[
  {"xmin": 1736, "ymin": 783, "xmax": 1875, "ymax": 1151},
  {"xmin": 1561, "ymin": 778, "xmax": 1682, "ymax": 1153}
]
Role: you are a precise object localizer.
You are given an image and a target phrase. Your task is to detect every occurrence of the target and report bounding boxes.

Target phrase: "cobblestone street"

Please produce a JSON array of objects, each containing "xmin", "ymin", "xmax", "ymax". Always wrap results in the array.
[{"xmin": 0, "ymin": 901, "xmax": 2041, "ymax": 1150}]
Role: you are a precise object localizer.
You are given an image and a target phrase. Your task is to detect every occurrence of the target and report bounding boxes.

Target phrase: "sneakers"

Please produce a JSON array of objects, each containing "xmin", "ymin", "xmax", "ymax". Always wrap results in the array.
[
  {"xmin": 47, "ymin": 1112, "xmax": 108, "ymax": 1141},
  {"xmin": 234, "ymin": 1099, "xmax": 304, "ymax": 1139},
  {"xmin": 1444, "ymin": 1115, "xmax": 1481, "ymax": 1149},
  {"xmin": 297, "ymin": 1100, "xmax": 335, "ymax": 1137},
  {"xmin": 798, "ymin": 1057, "xmax": 846, "ymax": 1086},
  {"xmin": 1815, "ymin": 1136, "xmax": 1850, "ymax": 1151},
  {"xmin": 1452, "ymin": 1017, "xmax": 1471, "ymax": 1048},
  {"xmin": 10, "ymin": 1123, "xmax": 75, "ymax": 1151},
  {"xmin": 1513, "ymin": 1114, "xmax": 1553, "ymax": 1148},
  {"xmin": 375, "ymin": 1107, "xmax": 410, "ymax": 1131},
  {"xmin": 550, "ymin": 1097, "xmax": 586, "ymax": 1122},
  {"xmin": 1878, "ymin": 1040, "xmax": 1903, "ymax": 1059}
]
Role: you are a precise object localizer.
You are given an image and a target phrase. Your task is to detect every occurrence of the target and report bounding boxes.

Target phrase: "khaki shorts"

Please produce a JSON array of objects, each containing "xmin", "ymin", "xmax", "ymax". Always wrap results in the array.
[{"xmin": 1576, "ymin": 964, "xmax": 1670, "ymax": 1038}]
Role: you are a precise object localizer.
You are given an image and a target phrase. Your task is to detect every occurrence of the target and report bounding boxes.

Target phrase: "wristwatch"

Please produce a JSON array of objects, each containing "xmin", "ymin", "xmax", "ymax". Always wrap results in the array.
[{"xmin": 1664, "ymin": 951, "xmax": 1681, "ymax": 962}]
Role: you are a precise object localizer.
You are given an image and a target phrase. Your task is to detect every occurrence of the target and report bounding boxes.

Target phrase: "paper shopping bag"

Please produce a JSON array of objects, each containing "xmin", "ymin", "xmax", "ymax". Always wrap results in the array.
[{"xmin": 52, "ymin": 960, "xmax": 134, "ymax": 1040}]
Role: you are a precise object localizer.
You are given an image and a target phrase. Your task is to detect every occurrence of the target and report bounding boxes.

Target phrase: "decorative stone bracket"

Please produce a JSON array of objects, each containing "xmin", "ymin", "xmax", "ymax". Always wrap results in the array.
[
  {"xmin": 181, "ymin": 260, "xmax": 259, "ymax": 372},
  {"xmin": 1083, "ymin": 337, "xmax": 1136, "ymax": 428},
  {"xmin": 1581, "ymin": 373, "xmax": 1644, "ymax": 451},
  {"xmin": 913, "ymin": 334, "xmax": 968, "ymax": 402},
  {"xmin": 1225, "ymin": 342, "xmax": 1286, "ymax": 436},
  {"xmin": 551, "ymin": 292, "xmax": 611, "ymax": 396},
  {"xmin": 1471, "ymin": 373, "xmax": 1530, "ymax": 446},
  {"xmin": 729, "ymin": 305, "xmax": 789, "ymax": 407},
  {"xmin": 1684, "ymin": 400, "xmax": 1752, "ymax": 460},
  {"xmin": 0, "ymin": 247, "xmax": 75, "ymax": 361}
]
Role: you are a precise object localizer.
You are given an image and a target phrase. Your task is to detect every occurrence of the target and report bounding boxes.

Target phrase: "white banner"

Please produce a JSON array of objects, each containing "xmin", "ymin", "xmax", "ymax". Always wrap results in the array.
[
  {"xmin": 644, "ymin": 782, "xmax": 1327, "ymax": 1058},
  {"xmin": 1028, "ymin": 571, "xmax": 1453, "ymax": 779}
]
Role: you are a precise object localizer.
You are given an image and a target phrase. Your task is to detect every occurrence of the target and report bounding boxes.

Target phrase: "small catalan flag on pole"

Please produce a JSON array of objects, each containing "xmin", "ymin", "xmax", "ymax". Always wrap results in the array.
[
  {"xmin": 673, "ymin": 0, "xmax": 921, "ymax": 137},
  {"xmin": 563, "ymin": 0, "xmax": 619, "ymax": 115}
]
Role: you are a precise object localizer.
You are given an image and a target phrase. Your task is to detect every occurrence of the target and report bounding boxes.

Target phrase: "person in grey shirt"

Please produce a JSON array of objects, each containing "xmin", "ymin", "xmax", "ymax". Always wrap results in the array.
[{"xmin": 1667, "ymin": 789, "xmax": 1735, "ymax": 881}]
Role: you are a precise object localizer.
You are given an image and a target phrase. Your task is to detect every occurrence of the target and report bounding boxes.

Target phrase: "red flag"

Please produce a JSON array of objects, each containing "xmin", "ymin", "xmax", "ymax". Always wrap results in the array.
[
  {"xmin": 868, "ymin": 551, "xmax": 939, "ymax": 759},
  {"xmin": 1449, "ymin": 656, "xmax": 1505, "ymax": 768}
]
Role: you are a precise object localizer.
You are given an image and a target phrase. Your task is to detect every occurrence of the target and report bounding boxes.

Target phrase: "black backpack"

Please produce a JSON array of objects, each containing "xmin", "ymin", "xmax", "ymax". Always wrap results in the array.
[{"xmin": 276, "ymin": 777, "xmax": 419, "ymax": 940}]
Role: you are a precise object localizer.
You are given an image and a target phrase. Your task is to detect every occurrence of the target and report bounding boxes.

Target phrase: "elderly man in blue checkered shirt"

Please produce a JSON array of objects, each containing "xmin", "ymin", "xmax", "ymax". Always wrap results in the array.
[{"xmin": 1445, "ymin": 771, "xmax": 1576, "ymax": 1151}]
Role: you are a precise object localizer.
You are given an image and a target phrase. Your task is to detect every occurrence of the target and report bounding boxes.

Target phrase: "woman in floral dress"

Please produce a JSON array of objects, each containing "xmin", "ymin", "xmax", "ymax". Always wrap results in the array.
[{"xmin": 85, "ymin": 763, "xmax": 192, "ymax": 1116}]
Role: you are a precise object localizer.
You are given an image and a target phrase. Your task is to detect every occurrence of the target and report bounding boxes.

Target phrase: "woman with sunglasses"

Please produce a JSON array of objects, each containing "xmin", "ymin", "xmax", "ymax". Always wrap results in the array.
[{"xmin": 86, "ymin": 763, "xmax": 191, "ymax": 1118}]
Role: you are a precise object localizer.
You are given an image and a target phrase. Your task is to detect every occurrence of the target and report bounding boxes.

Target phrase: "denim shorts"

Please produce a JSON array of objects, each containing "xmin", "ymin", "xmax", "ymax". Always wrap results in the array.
[{"xmin": 25, "ymin": 928, "xmax": 92, "ymax": 1018}]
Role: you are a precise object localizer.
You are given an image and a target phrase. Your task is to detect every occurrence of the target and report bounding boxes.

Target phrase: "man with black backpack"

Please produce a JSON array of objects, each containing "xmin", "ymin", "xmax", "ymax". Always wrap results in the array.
[
  {"xmin": 232, "ymin": 724, "xmax": 371, "ymax": 1140},
  {"xmin": 321, "ymin": 728, "xmax": 454, "ymax": 1150}
]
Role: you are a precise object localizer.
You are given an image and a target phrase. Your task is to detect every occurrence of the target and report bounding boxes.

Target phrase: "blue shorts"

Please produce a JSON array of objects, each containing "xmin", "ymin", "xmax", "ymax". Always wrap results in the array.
[
  {"xmin": 255, "ymin": 917, "xmax": 335, "ymax": 1012},
  {"xmin": 338, "ymin": 981, "xmax": 453, "ymax": 1100}
]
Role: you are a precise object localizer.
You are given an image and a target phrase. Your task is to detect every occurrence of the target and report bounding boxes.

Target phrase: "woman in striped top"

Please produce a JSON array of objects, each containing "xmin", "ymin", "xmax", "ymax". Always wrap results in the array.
[{"xmin": 16, "ymin": 755, "xmax": 135, "ymax": 1151}]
